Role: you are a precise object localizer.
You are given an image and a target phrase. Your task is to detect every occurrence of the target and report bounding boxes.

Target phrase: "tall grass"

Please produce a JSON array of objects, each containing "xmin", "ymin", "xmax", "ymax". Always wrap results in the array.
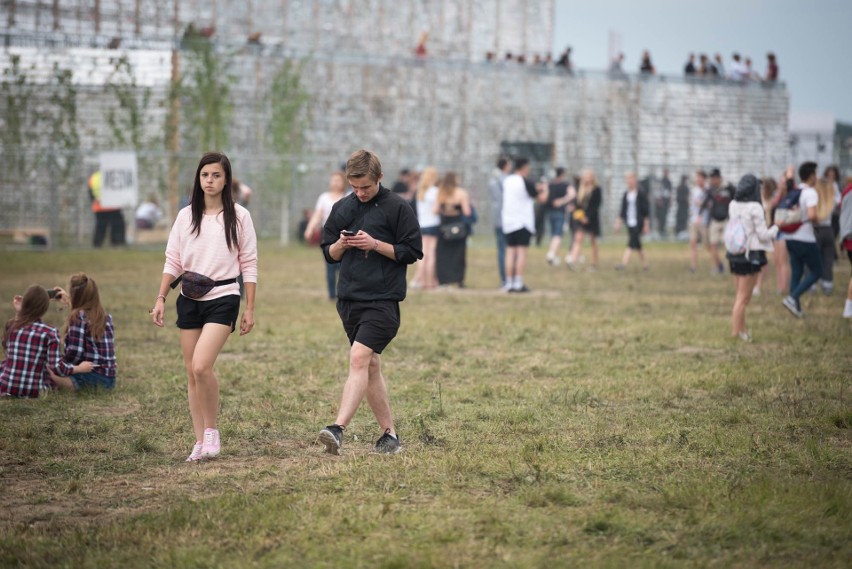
[{"xmin": 0, "ymin": 240, "xmax": 849, "ymax": 568}]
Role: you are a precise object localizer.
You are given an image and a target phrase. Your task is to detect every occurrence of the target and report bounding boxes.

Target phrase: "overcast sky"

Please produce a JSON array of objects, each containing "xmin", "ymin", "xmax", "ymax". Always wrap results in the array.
[{"xmin": 553, "ymin": 0, "xmax": 852, "ymax": 124}]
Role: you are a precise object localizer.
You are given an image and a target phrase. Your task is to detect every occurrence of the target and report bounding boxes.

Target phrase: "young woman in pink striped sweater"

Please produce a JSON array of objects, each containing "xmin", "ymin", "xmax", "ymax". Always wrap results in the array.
[{"xmin": 150, "ymin": 152, "xmax": 258, "ymax": 462}]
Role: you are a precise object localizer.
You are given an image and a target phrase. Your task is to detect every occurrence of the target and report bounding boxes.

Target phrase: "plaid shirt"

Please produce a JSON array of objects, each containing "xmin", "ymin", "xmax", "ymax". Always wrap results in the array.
[
  {"xmin": 0, "ymin": 321, "xmax": 74, "ymax": 398},
  {"xmin": 63, "ymin": 311, "xmax": 116, "ymax": 378}
]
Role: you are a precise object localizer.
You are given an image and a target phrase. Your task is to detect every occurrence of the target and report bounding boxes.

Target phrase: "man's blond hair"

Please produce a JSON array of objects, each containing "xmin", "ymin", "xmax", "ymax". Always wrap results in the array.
[{"xmin": 346, "ymin": 149, "xmax": 382, "ymax": 182}]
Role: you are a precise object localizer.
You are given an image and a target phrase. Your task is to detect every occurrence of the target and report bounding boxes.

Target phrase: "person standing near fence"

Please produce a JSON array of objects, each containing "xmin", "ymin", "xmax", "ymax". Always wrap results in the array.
[
  {"xmin": 502, "ymin": 157, "xmax": 540, "ymax": 292},
  {"xmin": 88, "ymin": 171, "xmax": 127, "ymax": 247},
  {"xmin": 489, "ymin": 157, "xmax": 512, "ymax": 288},
  {"xmin": 150, "ymin": 152, "xmax": 258, "ymax": 462},
  {"xmin": 318, "ymin": 150, "xmax": 422, "ymax": 455},
  {"xmin": 304, "ymin": 171, "xmax": 350, "ymax": 301},
  {"xmin": 614, "ymin": 172, "xmax": 650, "ymax": 270}
]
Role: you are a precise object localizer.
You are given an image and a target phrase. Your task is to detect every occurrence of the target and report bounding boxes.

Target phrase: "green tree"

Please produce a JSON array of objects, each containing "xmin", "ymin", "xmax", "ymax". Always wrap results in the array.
[
  {"xmin": 179, "ymin": 36, "xmax": 234, "ymax": 152},
  {"xmin": 104, "ymin": 55, "xmax": 153, "ymax": 149}
]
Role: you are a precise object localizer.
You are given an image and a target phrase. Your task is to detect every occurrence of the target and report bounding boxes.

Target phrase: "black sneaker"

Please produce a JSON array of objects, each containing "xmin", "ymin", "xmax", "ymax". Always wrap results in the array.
[
  {"xmin": 319, "ymin": 424, "xmax": 344, "ymax": 455},
  {"xmin": 374, "ymin": 429, "xmax": 401, "ymax": 454}
]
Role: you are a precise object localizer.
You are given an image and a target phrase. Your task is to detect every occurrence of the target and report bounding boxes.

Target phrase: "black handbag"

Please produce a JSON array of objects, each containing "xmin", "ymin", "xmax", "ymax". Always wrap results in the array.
[{"xmin": 439, "ymin": 219, "xmax": 468, "ymax": 241}]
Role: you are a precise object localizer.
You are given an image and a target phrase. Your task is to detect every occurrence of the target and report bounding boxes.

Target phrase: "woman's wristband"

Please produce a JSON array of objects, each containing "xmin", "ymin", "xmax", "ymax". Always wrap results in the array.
[{"xmin": 156, "ymin": 294, "xmax": 166, "ymax": 303}]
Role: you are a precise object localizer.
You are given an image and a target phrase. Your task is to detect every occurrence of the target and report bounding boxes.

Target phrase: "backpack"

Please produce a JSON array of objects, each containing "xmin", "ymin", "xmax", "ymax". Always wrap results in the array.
[
  {"xmin": 724, "ymin": 214, "xmax": 748, "ymax": 255},
  {"xmin": 775, "ymin": 188, "xmax": 803, "ymax": 233}
]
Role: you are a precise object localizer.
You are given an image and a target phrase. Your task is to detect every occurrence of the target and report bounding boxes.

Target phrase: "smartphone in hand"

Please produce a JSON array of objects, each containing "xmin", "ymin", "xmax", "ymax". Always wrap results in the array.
[{"xmin": 340, "ymin": 230, "xmax": 356, "ymax": 237}]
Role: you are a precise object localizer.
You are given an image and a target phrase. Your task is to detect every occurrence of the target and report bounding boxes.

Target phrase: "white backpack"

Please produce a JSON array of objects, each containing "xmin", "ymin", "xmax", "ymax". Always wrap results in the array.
[{"xmin": 724, "ymin": 215, "xmax": 748, "ymax": 255}]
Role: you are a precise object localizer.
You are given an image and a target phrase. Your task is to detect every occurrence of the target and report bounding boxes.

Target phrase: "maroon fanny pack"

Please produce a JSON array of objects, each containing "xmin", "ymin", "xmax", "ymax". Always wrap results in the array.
[{"xmin": 170, "ymin": 272, "xmax": 238, "ymax": 299}]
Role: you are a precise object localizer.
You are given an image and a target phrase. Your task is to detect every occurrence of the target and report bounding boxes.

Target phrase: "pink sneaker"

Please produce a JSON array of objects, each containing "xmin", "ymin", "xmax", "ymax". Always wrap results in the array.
[
  {"xmin": 201, "ymin": 428, "xmax": 220, "ymax": 458},
  {"xmin": 185, "ymin": 442, "xmax": 203, "ymax": 462}
]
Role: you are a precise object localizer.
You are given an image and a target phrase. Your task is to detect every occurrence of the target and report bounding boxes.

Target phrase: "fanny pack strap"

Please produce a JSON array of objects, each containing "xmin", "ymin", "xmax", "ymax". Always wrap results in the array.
[{"xmin": 169, "ymin": 275, "xmax": 239, "ymax": 289}]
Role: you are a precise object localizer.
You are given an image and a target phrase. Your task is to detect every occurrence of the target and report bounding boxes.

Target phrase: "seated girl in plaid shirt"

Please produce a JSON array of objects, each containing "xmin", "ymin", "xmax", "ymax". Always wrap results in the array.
[
  {"xmin": 50, "ymin": 273, "xmax": 116, "ymax": 391},
  {"xmin": 1, "ymin": 285, "xmax": 93, "ymax": 398}
]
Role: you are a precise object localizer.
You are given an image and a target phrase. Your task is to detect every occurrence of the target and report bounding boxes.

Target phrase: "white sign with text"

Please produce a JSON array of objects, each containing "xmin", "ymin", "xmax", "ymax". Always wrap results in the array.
[{"xmin": 98, "ymin": 151, "xmax": 139, "ymax": 208}]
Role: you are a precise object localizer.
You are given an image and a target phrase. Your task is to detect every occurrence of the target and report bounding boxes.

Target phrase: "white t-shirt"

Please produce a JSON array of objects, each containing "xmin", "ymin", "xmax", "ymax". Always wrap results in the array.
[
  {"xmin": 416, "ymin": 186, "xmax": 440, "ymax": 229},
  {"xmin": 501, "ymin": 173, "xmax": 535, "ymax": 234},
  {"xmin": 314, "ymin": 192, "xmax": 341, "ymax": 225},
  {"xmin": 786, "ymin": 185, "xmax": 819, "ymax": 243},
  {"xmin": 690, "ymin": 186, "xmax": 705, "ymax": 222},
  {"xmin": 626, "ymin": 190, "xmax": 638, "ymax": 227}
]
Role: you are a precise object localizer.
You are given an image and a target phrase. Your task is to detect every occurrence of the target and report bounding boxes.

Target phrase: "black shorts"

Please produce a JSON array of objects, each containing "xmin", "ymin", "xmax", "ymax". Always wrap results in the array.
[
  {"xmin": 505, "ymin": 228, "xmax": 532, "ymax": 247},
  {"xmin": 176, "ymin": 294, "xmax": 241, "ymax": 332},
  {"xmin": 627, "ymin": 226, "xmax": 642, "ymax": 250},
  {"xmin": 336, "ymin": 299, "xmax": 400, "ymax": 354},
  {"xmin": 728, "ymin": 251, "xmax": 767, "ymax": 276}
]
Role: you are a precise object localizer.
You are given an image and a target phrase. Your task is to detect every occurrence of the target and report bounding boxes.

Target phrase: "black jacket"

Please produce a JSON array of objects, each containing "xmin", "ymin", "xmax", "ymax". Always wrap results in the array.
[
  {"xmin": 321, "ymin": 186, "xmax": 423, "ymax": 301},
  {"xmin": 620, "ymin": 190, "xmax": 650, "ymax": 227}
]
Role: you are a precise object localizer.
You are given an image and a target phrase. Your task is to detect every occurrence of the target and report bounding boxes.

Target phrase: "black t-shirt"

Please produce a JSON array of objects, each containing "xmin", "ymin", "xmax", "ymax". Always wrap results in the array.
[
  {"xmin": 547, "ymin": 181, "xmax": 568, "ymax": 209},
  {"xmin": 391, "ymin": 180, "xmax": 408, "ymax": 194}
]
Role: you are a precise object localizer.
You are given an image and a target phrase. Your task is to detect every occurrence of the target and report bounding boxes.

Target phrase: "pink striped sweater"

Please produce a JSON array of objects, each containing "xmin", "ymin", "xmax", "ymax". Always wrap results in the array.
[{"xmin": 163, "ymin": 205, "xmax": 258, "ymax": 301}]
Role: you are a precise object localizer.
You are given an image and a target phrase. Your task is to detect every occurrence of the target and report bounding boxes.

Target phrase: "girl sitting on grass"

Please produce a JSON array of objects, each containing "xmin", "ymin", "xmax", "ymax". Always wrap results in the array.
[
  {"xmin": 0, "ymin": 285, "xmax": 93, "ymax": 398},
  {"xmin": 50, "ymin": 273, "xmax": 117, "ymax": 391}
]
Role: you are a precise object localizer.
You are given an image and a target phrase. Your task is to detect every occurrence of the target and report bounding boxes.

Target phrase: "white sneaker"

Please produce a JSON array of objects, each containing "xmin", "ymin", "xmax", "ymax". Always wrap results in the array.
[
  {"xmin": 738, "ymin": 331, "xmax": 752, "ymax": 342},
  {"xmin": 185, "ymin": 442, "xmax": 203, "ymax": 462},
  {"xmin": 752, "ymin": 287, "xmax": 761, "ymax": 297},
  {"xmin": 782, "ymin": 296, "xmax": 803, "ymax": 318},
  {"xmin": 201, "ymin": 428, "xmax": 220, "ymax": 458},
  {"xmin": 843, "ymin": 301, "xmax": 852, "ymax": 319}
]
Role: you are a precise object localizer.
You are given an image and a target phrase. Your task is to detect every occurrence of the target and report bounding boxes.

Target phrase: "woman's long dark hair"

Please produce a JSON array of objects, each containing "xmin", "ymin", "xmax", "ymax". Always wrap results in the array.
[
  {"xmin": 190, "ymin": 152, "xmax": 239, "ymax": 252},
  {"xmin": 3, "ymin": 285, "xmax": 50, "ymax": 350}
]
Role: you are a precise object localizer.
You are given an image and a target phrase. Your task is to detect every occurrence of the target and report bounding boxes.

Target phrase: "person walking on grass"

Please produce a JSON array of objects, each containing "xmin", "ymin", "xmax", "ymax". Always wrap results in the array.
[
  {"xmin": 1, "ymin": 286, "xmax": 93, "ymax": 398},
  {"xmin": 543, "ymin": 167, "xmax": 574, "ymax": 267},
  {"xmin": 781, "ymin": 161, "xmax": 822, "ymax": 318},
  {"xmin": 688, "ymin": 170, "xmax": 707, "ymax": 272},
  {"xmin": 614, "ymin": 171, "xmax": 651, "ymax": 270},
  {"xmin": 502, "ymin": 157, "xmax": 541, "ymax": 292},
  {"xmin": 727, "ymin": 175, "xmax": 778, "ymax": 341},
  {"xmin": 151, "ymin": 152, "xmax": 258, "ymax": 462},
  {"xmin": 410, "ymin": 166, "xmax": 440, "ymax": 290},
  {"xmin": 838, "ymin": 176, "xmax": 852, "ymax": 318},
  {"xmin": 318, "ymin": 150, "xmax": 423, "ymax": 455},
  {"xmin": 489, "ymin": 157, "xmax": 512, "ymax": 288},
  {"xmin": 565, "ymin": 169, "xmax": 602, "ymax": 271},
  {"xmin": 702, "ymin": 168, "xmax": 732, "ymax": 275},
  {"xmin": 304, "ymin": 171, "xmax": 350, "ymax": 301},
  {"xmin": 49, "ymin": 273, "xmax": 116, "ymax": 391}
]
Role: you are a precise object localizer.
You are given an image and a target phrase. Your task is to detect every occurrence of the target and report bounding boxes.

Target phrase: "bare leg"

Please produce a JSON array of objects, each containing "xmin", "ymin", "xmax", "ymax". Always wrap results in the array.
[
  {"xmin": 848, "ymin": 276, "xmax": 852, "ymax": 301},
  {"xmin": 709, "ymin": 243, "xmax": 722, "ymax": 269},
  {"xmin": 505, "ymin": 246, "xmax": 518, "ymax": 281},
  {"xmin": 515, "ymin": 246, "xmax": 528, "ymax": 282},
  {"xmin": 422, "ymin": 235, "xmax": 438, "ymax": 288},
  {"xmin": 732, "ymin": 274, "xmax": 756, "ymax": 336},
  {"xmin": 639, "ymin": 249, "xmax": 648, "ymax": 268},
  {"xmin": 547, "ymin": 235, "xmax": 562, "ymax": 259},
  {"xmin": 365, "ymin": 353, "xmax": 394, "ymax": 435},
  {"xmin": 181, "ymin": 324, "xmax": 231, "ymax": 441},
  {"xmin": 689, "ymin": 234, "xmax": 699, "ymax": 270},
  {"xmin": 590, "ymin": 235, "xmax": 599, "ymax": 267},
  {"xmin": 755, "ymin": 264, "xmax": 766, "ymax": 292},
  {"xmin": 334, "ymin": 341, "xmax": 374, "ymax": 427},
  {"xmin": 568, "ymin": 230, "xmax": 586, "ymax": 263},
  {"xmin": 774, "ymin": 240, "xmax": 789, "ymax": 294},
  {"xmin": 621, "ymin": 248, "xmax": 632, "ymax": 265}
]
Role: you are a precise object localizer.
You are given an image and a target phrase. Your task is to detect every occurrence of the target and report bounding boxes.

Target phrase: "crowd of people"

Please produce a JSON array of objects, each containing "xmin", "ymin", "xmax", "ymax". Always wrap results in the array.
[{"xmin": 480, "ymin": 46, "xmax": 780, "ymax": 82}]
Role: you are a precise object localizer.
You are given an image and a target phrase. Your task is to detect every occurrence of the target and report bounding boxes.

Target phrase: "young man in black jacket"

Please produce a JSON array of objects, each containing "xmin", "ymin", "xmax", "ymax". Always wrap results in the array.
[{"xmin": 318, "ymin": 149, "xmax": 423, "ymax": 454}]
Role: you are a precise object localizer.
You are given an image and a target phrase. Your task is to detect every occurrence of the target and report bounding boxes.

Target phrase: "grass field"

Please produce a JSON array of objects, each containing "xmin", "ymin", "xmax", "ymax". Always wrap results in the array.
[{"xmin": 1, "ymin": 239, "xmax": 850, "ymax": 568}]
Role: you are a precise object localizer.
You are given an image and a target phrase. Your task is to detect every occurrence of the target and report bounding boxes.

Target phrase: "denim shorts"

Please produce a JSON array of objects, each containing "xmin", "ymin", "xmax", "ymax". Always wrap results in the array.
[
  {"xmin": 548, "ymin": 210, "xmax": 566, "ymax": 237},
  {"xmin": 71, "ymin": 371, "xmax": 116, "ymax": 390}
]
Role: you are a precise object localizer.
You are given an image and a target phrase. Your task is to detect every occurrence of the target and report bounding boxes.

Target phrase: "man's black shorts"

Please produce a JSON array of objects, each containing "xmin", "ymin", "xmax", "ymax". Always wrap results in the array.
[
  {"xmin": 336, "ymin": 299, "xmax": 400, "ymax": 354},
  {"xmin": 176, "ymin": 294, "xmax": 240, "ymax": 333},
  {"xmin": 505, "ymin": 228, "xmax": 532, "ymax": 247}
]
